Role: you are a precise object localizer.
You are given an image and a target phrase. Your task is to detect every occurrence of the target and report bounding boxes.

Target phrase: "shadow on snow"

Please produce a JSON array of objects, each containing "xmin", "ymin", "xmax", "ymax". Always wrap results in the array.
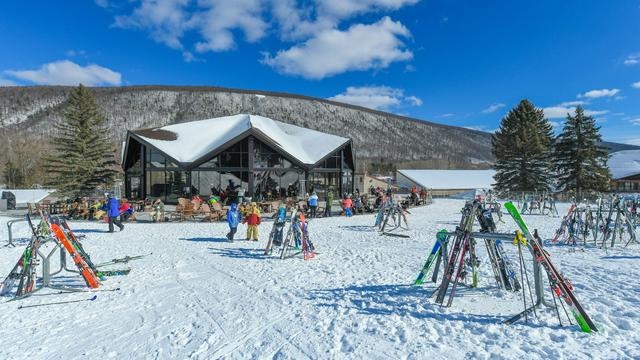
[
  {"xmin": 208, "ymin": 247, "xmax": 266, "ymax": 260},
  {"xmin": 307, "ymin": 283, "xmax": 511, "ymax": 325},
  {"xmin": 179, "ymin": 237, "xmax": 229, "ymax": 243}
]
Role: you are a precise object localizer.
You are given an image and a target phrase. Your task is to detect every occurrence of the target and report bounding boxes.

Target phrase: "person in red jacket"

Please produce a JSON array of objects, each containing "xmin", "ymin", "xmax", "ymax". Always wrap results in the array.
[{"xmin": 242, "ymin": 202, "xmax": 261, "ymax": 241}]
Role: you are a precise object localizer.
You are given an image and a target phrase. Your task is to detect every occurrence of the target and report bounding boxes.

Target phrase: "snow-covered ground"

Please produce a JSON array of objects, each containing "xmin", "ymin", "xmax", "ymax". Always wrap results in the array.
[{"xmin": 1, "ymin": 199, "xmax": 639, "ymax": 359}]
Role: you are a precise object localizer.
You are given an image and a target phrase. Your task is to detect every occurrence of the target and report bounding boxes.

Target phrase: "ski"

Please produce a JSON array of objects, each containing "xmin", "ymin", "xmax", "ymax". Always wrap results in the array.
[
  {"xmin": 18, "ymin": 295, "xmax": 98, "ymax": 309},
  {"xmin": 504, "ymin": 202, "xmax": 598, "ymax": 333},
  {"xmin": 95, "ymin": 253, "xmax": 152, "ymax": 268},
  {"xmin": 96, "ymin": 269, "xmax": 131, "ymax": 277},
  {"xmin": 414, "ymin": 230, "xmax": 446, "ymax": 285},
  {"xmin": 50, "ymin": 224, "xmax": 101, "ymax": 289}
]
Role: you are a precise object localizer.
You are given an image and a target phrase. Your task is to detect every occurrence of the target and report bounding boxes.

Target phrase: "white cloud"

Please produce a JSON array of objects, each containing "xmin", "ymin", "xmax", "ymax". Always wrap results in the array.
[
  {"xmin": 558, "ymin": 100, "xmax": 586, "ymax": 107},
  {"xmin": 328, "ymin": 85, "xmax": 422, "ymax": 111},
  {"xmin": 263, "ymin": 17, "xmax": 412, "ymax": 79},
  {"xmin": 193, "ymin": 0, "xmax": 267, "ymax": 52},
  {"xmin": 630, "ymin": 118, "xmax": 640, "ymax": 126},
  {"xmin": 578, "ymin": 88, "xmax": 620, "ymax": 99},
  {"xmin": 437, "ymin": 113, "xmax": 455, "ymax": 118},
  {"xmin": 632, "ymin": 81, "xmax": 640, "ymax": 89},
  {"xmin": 4, "ymin": 60, "xmax": 122, "ymax": 86},
  {"xmin": 624, "ymin": 53, "xmax": 640, "ymax": 66},
  {"xmin": 481, "ymin": 103, "xmax": 505, "ymax": 114},
  {"xmin": 272, "ymin": 0, "xmax": 418, "ymax": 40},
  {"xmin": 107, "ymin": 0, "xmax": 420, "ymax": 72},
  {"xmin": 543, "ymin": 106, "xmax": 608, "ymax": 119},
  {"xmin": 114, "ymin": 0, "xmax": 193, "ymax": 50}
]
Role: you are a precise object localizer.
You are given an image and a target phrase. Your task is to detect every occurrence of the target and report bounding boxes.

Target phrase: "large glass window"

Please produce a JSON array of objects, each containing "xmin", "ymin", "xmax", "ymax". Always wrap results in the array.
[
  {"xmin": 147, "ymin": 171, "xmax": 166, "ymax": 198},
  {"xmin": 191, "ymin": 171, "xmax": 221, "ymax": 196},
  {"xmin": 147, "ymin": 149, "xmax": 166, "ymax": 168},
  {"xmin": 218, "ymin": 139, "xmax": 248, "ymax": 168},
  {"xmin": 166, "ymin": 171, "xmax": 188, "ymax": 203},
  {"xmin": 254, "ymin": 140, "xmax": 292, "ymax": 168}
]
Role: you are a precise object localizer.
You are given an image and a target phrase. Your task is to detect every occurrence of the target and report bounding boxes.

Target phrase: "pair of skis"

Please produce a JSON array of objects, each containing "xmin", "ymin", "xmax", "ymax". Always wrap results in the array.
[
  {"xmin": 504, "ymin": 202, "xmax": 598, "ymax": 333},
  {"xmin": 0, "ymin": 214, "xmax": 43, "ymax": 297}
]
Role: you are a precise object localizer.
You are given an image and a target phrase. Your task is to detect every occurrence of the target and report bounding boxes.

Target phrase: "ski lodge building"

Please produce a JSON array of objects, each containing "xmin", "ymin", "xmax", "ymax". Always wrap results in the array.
[
  {"xmin": 609, "ymin": 150, "xmax": 640, "ymax": 192},
  {"xmin": 121, "ymin": 114, "xmax": 355, "ymax": 204},
  {"xmin": 396, "ymin": 169, "xmax": 495, "ymax": 198}
]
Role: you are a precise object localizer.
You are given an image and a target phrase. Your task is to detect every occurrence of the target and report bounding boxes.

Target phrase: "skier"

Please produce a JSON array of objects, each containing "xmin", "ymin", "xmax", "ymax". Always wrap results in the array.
[
  {"xmin": 119, "ymin": 199, "xmax": 134, "ymax": 222},
  {"xmin": 243, "ymin": 202, "xmax": 261, "ymax": 241},
  {"xmin": 105, "ymin": 194, "xmax": 124, "ymax": 232},
  {"xmin": 273, "ymin": 205, "xmax": 287, "ymax": 246},
  {"xmin": 151, "ymin": 198, "xmax": 164, "ymax": 222},
  {"xmin": 308, "ymin": 191, "xmax": 319, "ymax": 218},
  {"xmin": 342, "ymin": 195, "xmax": 353, "ymax": 217},
  {"xmin": 325, "ymin": 188, "xmax": 334, "ymax": 217},
  {"xmin": 226, "ymin": 203, "xmax": 240, "ymax": 241}
]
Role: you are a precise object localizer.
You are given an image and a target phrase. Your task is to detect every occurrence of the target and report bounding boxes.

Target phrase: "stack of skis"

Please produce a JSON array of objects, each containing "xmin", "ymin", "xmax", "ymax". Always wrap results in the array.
[
  {"xmin": 552, "ymin": 195, "xmax": 637, "ymax": 248},
  {"xmin": 413, "ymin": 200, "xmax": 598, "ymax": 333},
  {"xmin": 264, "ymin": 208, "xmax": 315, "ymax": 260},
  {"xmin": 374, "ymin": 196, "xmax": 410, "ymax": 238},
  {"xmin": 0, "ymin": 211, "xmax": 136, "ymax": 301}
]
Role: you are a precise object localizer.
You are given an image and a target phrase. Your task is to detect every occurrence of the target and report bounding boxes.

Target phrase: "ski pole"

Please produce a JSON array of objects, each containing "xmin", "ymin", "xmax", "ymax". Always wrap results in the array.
[{"xmin": 18, "ymin": 295, "xmax": 97, "ymax": 309}]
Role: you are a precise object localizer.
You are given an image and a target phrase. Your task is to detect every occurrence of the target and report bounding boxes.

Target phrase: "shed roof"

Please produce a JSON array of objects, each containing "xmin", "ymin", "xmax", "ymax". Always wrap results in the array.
[
  {"xmin": 398, "ymin": 169, "xmax": 495, "ymax": 190},
  {"xmin": 132, "ymin": 114, "xmax": 350, "ymax": 166},
  {"xmin": 609, "ymin": 150, "xmax": 640, "ymax": 180}
]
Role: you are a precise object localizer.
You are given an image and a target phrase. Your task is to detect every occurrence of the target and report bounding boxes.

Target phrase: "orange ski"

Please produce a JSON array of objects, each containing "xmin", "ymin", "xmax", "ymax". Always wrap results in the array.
[{"xmin": 51, "ymin": 224, "xmax": 101, "ymax": 289}]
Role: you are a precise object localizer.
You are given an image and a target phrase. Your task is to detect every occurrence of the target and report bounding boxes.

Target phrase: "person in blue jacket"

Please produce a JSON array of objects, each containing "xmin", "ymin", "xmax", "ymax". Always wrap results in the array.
[
  {"xmin": 273, "ymin": 205, "xmax": 287, "ymax": 246},
  {"xmin": 308, "ymin": 192, "xmax": 319, "ymax": 218},
  {"xmin": 104, "ymin": 193, "xmax": 124, "ymax": 233},
  {"xmin": 226, "ymin": 202, "xmax": 240, "ymax": 241}
]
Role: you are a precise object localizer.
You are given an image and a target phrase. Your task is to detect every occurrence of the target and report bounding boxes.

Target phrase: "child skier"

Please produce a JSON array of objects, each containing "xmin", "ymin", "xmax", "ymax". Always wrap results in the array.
[
  {"xmin": 342, "ymin": 195, "xmax": 353, "ymax": 217},
  {"xmin": 243, "ymin": 202, "xmax": 261, "ymax": 241},
  {"xmin": 226, "ymin": 203, "xmax": 240, "ymax": 241}
]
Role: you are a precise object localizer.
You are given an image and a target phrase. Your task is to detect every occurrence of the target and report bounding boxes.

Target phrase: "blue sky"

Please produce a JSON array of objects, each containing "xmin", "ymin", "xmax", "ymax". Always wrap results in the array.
[{"xmin": 1, "ymin": 1, "xmax": 639, "ymax": 144}]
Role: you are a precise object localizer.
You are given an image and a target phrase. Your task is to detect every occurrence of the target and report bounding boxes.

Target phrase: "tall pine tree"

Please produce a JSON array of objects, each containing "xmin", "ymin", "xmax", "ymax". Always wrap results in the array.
[
  {"xmin": 46, "ymin": 85, "xmax": 117, "ymax": 196},
  {"xmin": 492, "ymin": 100, "xmax": 554, "ymax": 193},
  {"xmin": 554, "ymin": 106, "xmax": 611, "ymax": 195}
]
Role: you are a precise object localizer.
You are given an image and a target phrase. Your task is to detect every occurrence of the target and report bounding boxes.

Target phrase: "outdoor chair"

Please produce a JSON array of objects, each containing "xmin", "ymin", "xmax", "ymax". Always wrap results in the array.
[{"xmin": 209, "ymin": 202, "xmax": 227, "ymax": 222}]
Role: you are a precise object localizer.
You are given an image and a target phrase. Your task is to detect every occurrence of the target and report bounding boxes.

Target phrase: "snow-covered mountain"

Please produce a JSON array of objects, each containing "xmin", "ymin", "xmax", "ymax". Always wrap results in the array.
[{"xmin": 0, "ymin": 86, "xmax": 493, "ymax": 171}]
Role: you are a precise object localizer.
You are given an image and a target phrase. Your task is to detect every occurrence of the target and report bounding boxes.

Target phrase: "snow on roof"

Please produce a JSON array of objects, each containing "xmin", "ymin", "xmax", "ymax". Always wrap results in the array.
[
  {"xmin": 398, "ymin": 169, "xmax": 496, "ymax": 190},
  {"xmin": 609, "ymin": 150, "xmax": 640, "ymax": 180},
  {"xmin": 133, "ymin": 114, "xmax": 349, "ymax": 165},
  {"xmin": 0, "ymin": 189, "xmax": 55, "ymax": 204}
]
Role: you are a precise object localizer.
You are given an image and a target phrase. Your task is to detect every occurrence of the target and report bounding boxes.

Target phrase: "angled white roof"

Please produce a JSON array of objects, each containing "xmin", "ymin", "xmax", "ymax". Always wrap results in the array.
[
  {"xmin": 398, "ymin": 169, "xmax": 496, "ymax": 190},
  {"xmin": 133, "ymin": 114, "xmax": 350, "ymax": 165},
  {"xmin": 609, "ymin": 150, "xmax": 640, "ymax": 180}
]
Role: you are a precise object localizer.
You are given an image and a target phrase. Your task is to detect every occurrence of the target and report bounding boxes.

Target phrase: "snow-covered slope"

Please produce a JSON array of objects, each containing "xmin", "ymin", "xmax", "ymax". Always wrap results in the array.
[{"xmin": 0, "ymin": 200, "xmax": 638, "ymax": 359}]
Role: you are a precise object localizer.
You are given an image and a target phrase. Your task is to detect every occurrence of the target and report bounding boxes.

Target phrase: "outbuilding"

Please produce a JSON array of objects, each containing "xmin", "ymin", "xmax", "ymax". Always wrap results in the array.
[
  {"xmin": 396, "ymin": 169, "xmax": 495, "ymax": 198},
  {"xmin": 609, "ymin": 150, "xmax": 640, "ymax": 192},
  {"xmin": 121, "ymin": 114, "xmax": 355, "ymax": 204}
]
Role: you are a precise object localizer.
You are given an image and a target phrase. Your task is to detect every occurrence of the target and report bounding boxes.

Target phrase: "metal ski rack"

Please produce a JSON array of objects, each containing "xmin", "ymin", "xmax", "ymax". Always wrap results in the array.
[
  {"xmin": 5, "ymin": 218, "xmax": 28, "ymax": 248},
  {"xmin": 10, "ymin": 239, "xmax": 85, "ymax": 301}
]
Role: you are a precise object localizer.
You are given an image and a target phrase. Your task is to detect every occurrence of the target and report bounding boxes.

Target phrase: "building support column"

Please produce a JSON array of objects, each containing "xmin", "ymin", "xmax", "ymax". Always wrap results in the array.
[{"xmin": 248, "ymin": 136, "xmax": 255, "ymax": 197}]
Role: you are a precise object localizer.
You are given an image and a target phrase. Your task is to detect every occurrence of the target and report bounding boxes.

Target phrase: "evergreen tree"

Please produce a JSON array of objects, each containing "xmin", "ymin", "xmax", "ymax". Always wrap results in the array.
[
  {"xmin": 492, "ymin": 100, "xmax": 554, "ymax": 193},
  {"xmin": 45, "ymin": 85, "xmax": 117, "ymax": 196},
  {"xmin": 554, "ymin": 106, "xmax": 611, "ymax": 195}
]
